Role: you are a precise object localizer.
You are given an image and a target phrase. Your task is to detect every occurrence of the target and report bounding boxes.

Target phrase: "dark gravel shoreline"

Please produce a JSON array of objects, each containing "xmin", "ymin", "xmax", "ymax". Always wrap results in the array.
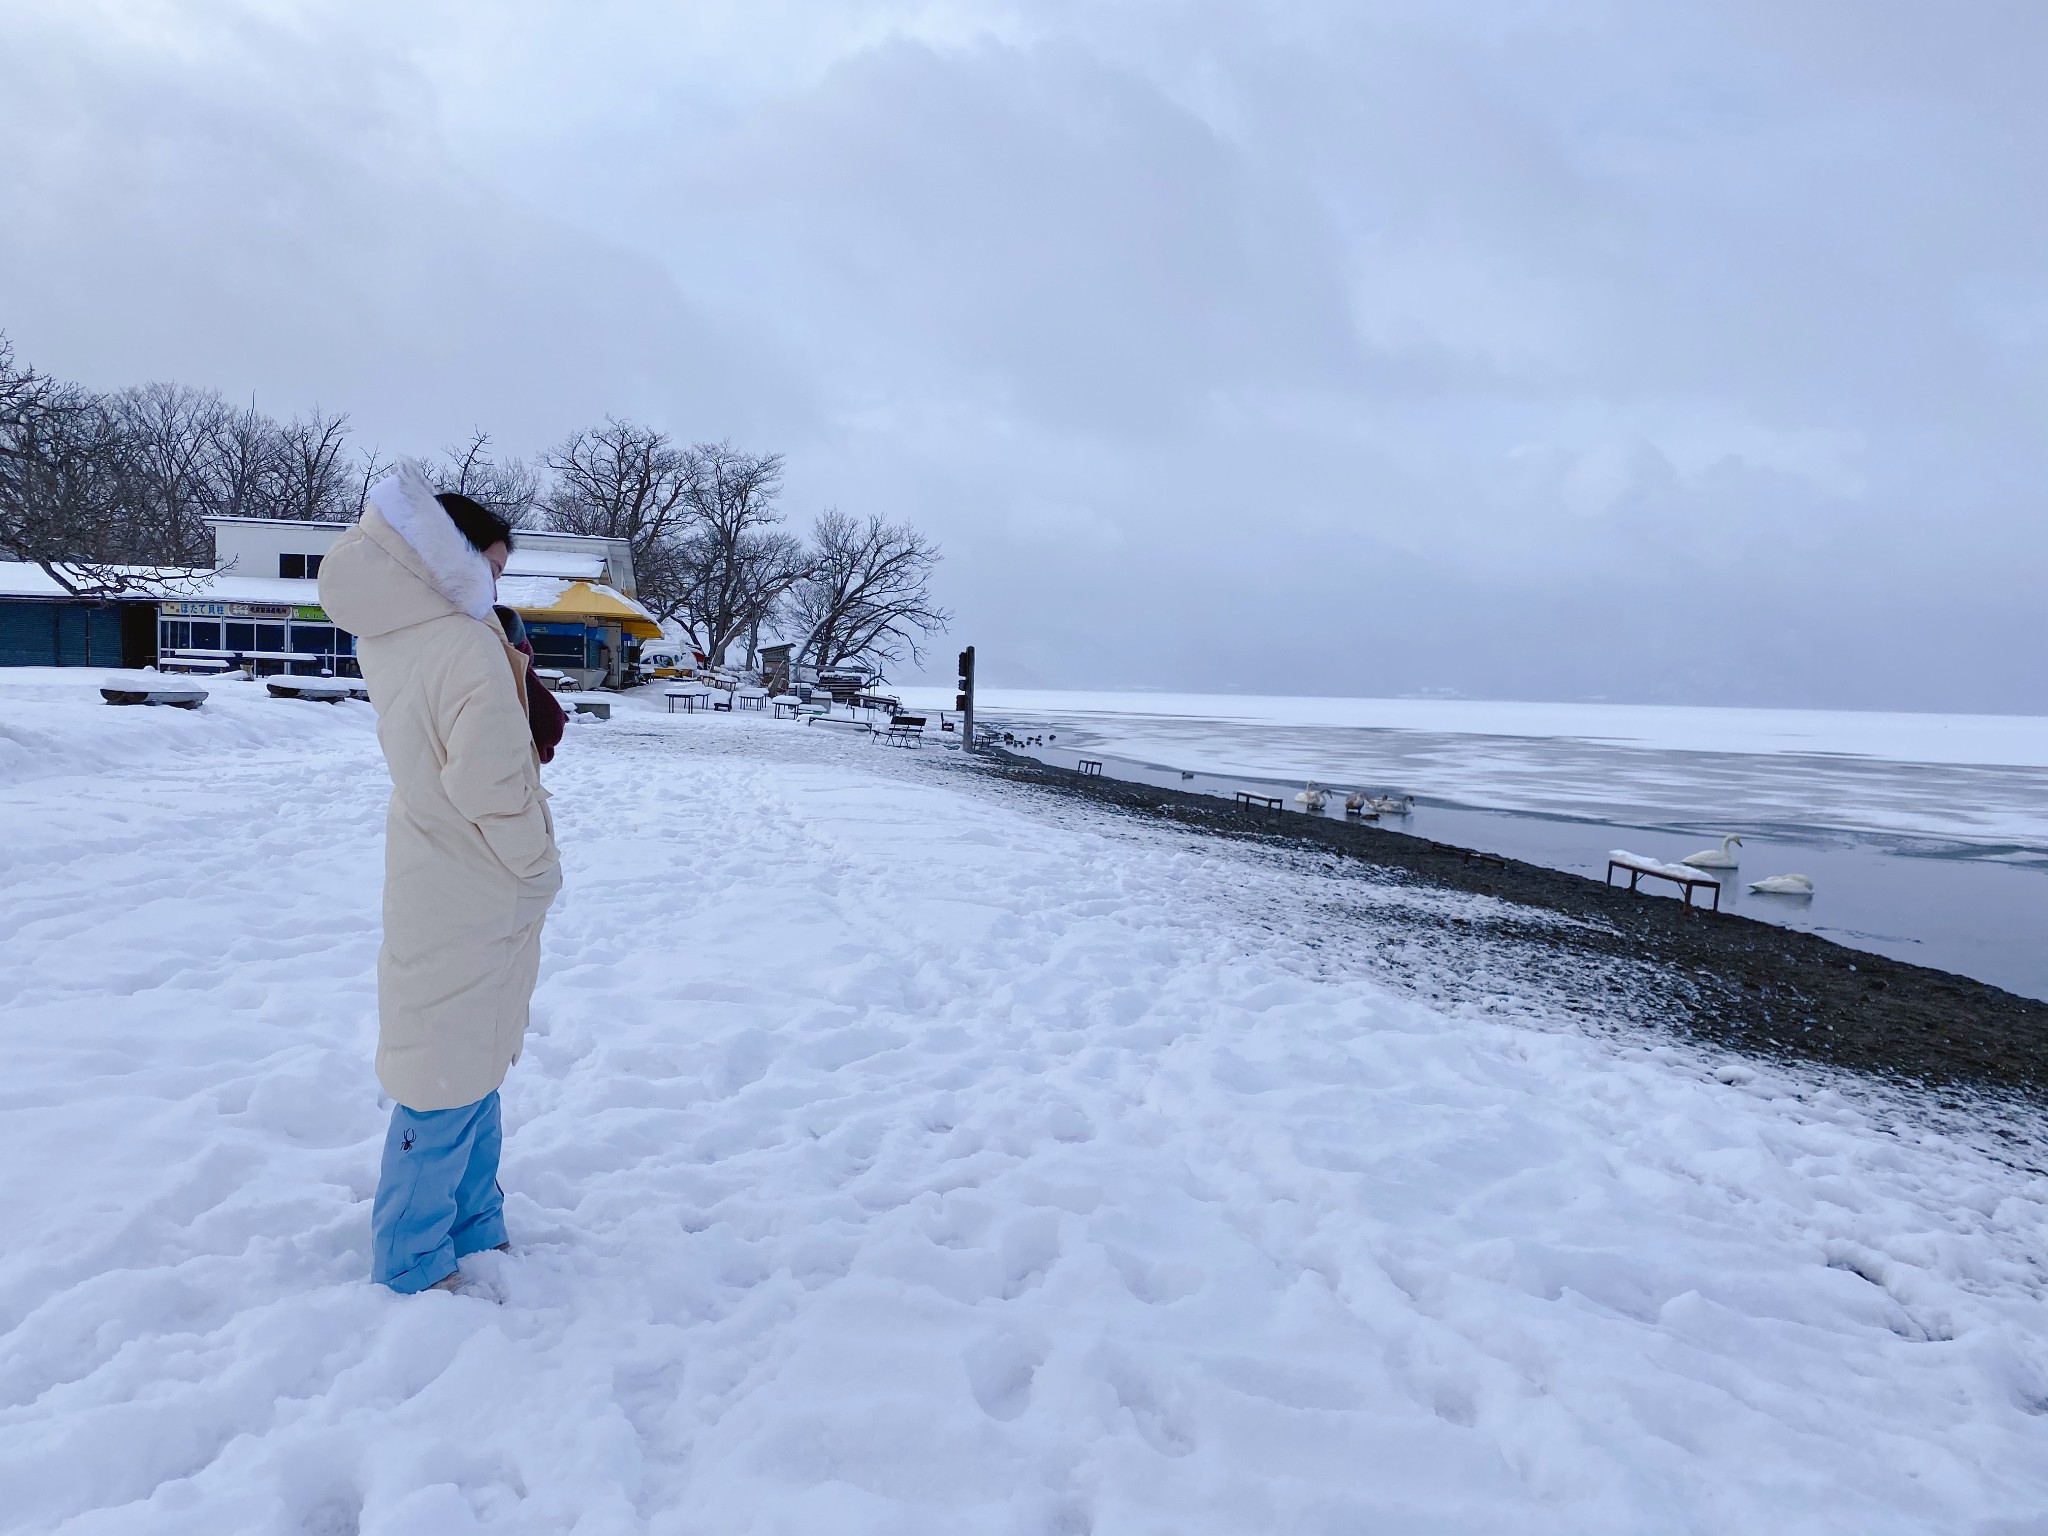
[{"xmin": 975, "ymin": 749, "xmax": 2048, "ymax": 1108}]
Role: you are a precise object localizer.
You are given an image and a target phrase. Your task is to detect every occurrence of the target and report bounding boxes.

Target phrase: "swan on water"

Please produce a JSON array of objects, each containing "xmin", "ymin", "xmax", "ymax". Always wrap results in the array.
[
  {"xmin": 1748, "ymin": 873, "xmax": 1814, "ymax": 895},
  {"xmin": 1344, "ymin": 790, "xmax": 1371, "ymax": 816},
  {"xmin": 1682, "ymin": 834, "xmax": 1742, "ymax": 869},
  {"xmin": 1365, "ymin": 793, "xmax": 1414, "ymax": 815},
  {"xmin": 1293, "ymin": 782, "xmax": 1329, "ymax": 813}
]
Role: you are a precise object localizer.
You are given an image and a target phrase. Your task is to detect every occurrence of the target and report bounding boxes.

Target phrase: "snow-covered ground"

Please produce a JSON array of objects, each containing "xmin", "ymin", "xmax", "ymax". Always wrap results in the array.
[{"xmin": 3, "ymin": 670, "xmax": 2047, "ymax": 1535}]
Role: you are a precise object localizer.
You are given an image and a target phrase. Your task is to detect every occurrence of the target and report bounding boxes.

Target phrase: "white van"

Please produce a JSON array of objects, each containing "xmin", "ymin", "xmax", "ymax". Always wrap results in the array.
[{"xmin": 636, "ymin": 640, "xmax": 696, "ymax": 682}]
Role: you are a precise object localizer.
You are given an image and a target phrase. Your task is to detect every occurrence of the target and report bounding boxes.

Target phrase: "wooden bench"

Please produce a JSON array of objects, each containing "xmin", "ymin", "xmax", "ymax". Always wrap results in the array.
[
  {"xmin": 1235, "ymin": 791, "xmax": 1283, "ymax": 811},
  {"xmin": 884, "ymin": 715, "xmax": 926, "ymax": 747},
  {"xmin": 1606, "ymin": 850, "xmax": 1722, "ymax": 912},
  {"xmin": 1078, "ymin": 759, "xmax": 1103, "ymax": 776},
  {"xmin": 665, "ymin": 687, "xmax": 711, "ymax": 713}
]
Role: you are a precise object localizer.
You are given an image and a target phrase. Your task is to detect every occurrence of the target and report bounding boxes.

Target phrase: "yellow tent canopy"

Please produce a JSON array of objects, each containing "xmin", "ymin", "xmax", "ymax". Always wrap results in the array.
[{"xmin": 499, "ymin": 578, "xmax": 662, "ymax": 640}]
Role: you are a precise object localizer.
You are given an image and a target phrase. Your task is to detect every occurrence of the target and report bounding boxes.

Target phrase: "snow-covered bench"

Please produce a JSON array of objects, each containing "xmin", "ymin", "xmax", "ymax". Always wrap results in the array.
[
  {"xmin": 101, "ymin": 672, "xmax": 207, "ymax": 709},
  {"xmin": 883, "ymin": 715, "xmax": 926, "ymax": 747},
  {"xmin": 807, "ymin": 716, "xmax": 875, "ymax": 738},
  {"xmin": 1606, "ymin": 850, "xmax": 1722, "ymax": 912},
  {"xmin": 266, "ymin": 677, "xmax": 358, "ymax": 704}
]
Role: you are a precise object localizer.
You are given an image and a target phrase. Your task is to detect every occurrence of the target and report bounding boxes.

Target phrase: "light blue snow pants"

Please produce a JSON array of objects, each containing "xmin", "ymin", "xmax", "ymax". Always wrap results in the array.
[{"xmin": 370, "ymin": 1091, "xmax": 506, "ymax": 1294}]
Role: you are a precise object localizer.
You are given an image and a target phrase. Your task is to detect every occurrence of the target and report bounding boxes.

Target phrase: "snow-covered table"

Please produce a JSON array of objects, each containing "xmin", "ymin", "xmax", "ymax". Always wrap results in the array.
[
  {"xmin": 1606, "ymin": 849, "xmax": 1723, "ymax": 912},
  {"xmin": 665, "ymin": 686, "xmax": 712, "ymax": 714}
]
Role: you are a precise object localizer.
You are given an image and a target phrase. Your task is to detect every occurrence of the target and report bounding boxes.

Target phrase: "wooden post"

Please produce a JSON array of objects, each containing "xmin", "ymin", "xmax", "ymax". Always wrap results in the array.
[{"xmin": 956, "ymin": 645, "xmax": 976, "ymax": 752}]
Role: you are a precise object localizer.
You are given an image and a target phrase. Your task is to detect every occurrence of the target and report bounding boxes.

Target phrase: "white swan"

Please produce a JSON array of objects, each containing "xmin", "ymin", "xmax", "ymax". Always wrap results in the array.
[
  {"xmin": 1343, "ymin": 790, "xmax": 1371, "ymax": 816},
  {"xmin": 1365, "ymin": 793, "xmax": 1414, "ymax": 815},
  {"xmin": 1682, "ymin": 834, "xmax": 1742, "ymax": 869},
  {"xmin": 1748, "ymin": 873, "xmax": 1814, "ymax": 895},
  {"xmin": 1293, "ymin": 782, "xmax": 1329, "ymax": 813}
]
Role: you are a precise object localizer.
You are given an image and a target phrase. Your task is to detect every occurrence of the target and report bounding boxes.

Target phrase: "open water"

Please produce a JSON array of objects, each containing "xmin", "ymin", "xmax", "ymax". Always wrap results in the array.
[{"xmin": 927, "ymin": 691, "xmax": 2048, "ymax": 1002}]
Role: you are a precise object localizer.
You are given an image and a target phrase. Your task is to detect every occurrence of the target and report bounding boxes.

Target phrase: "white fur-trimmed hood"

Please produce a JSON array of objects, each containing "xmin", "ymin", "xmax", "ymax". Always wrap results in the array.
[{"xmin": 364, "ymin": 460, "xmax": 497, "ymax": 622}]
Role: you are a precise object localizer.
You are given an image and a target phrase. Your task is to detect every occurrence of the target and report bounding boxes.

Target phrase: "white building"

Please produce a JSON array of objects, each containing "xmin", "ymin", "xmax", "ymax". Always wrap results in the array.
[{"xmin": 155, "ymin": 517, "xmax": 653, "ymax": 688}]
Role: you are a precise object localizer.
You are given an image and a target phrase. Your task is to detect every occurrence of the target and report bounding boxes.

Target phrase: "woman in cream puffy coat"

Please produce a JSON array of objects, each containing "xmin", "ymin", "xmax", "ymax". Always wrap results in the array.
[{"xmin": 319, "ymin": 462, "xmax": 561, "ymax": 1294}]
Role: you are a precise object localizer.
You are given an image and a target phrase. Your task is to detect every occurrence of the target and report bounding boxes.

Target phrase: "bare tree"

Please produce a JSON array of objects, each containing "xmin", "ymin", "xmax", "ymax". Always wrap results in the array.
[
  {"xmin": 272, "ymin": 408, "xmax": 359, "ymax": 521},
  {"xmin": 0, "ymin": 338, "xmax": 190, "ymax": 594},
  {"xmin": 437, "ymin": 429, "xmax": 538, "ymax": 526},
  {"xmin": 107, "ymin": 381, "xmax": 229, "ymax": 564},
  {"xmin": 667, "ymin": 441, "xmax": 796, "ymax": 665},
  {"xmin": 208, "ymin": 400, "xmax": 282, "ymax": 522},
  {"xmin": 541, "ymin": 418, "xmax": 694, "ymax": 608},
  {"xmin": 789, "ymin": 509, "xmax": 950, "ymax": 673},
  {"xmin": 348, "ymin": 444, "xmax": 394, "ymax": 514}
]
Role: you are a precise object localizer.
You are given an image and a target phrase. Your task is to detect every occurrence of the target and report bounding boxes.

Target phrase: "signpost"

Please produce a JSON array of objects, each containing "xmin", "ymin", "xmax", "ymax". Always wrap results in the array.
[{"xmin": 956, "ymin": 645, "xmax": 975, "ymax": 752}]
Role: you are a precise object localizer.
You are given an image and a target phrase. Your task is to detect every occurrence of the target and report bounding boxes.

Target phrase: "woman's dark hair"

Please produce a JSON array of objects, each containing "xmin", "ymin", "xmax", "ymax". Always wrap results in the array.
[
  {"xmin": 492, "ymin": 604, "xmax": 527, "ymax": 646},
  {"xmin": 435, "ymin": 492, "xmax": 515, "ymax": 555}
]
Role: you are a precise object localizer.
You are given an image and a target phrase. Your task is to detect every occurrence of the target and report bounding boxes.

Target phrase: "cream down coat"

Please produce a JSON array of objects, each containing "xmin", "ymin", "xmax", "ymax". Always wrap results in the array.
[{"xmin": 318, "ymin": 463, "xmax": 561, "ymax": 1111}]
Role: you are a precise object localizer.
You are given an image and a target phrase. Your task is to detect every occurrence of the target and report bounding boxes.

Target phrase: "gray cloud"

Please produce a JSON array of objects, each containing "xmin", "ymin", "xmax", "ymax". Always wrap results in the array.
[{"xmin": 3, "ymin": 0, "xmax": 2042, "ymax": 709}]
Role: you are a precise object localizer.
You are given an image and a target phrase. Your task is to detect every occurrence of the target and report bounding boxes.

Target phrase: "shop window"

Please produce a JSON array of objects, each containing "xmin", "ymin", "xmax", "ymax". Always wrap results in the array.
[
  {"xmin": 225, "ymin": 621, "xmax": 256, "ymax": 652},
  {"xmin": 291, "ymin": 623, "xmax": 336, "ymax": 654},
  {"xmin": 528, "ymin": 632, "xmax": 585, "ymax": 668}
]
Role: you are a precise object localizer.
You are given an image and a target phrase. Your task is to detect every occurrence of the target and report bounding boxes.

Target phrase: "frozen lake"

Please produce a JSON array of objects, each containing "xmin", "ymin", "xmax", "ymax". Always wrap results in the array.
[{"xmin": 907, "ymin": 690, "xmax": 2048, "ymax": 1002}]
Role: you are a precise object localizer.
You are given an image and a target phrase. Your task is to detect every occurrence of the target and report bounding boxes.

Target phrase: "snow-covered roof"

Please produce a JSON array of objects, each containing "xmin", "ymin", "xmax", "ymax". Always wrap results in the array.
[
  {"xmin": 503, "ymin": 549, "xmax": 605, "ymax": 581},
  {"xmin": 0, "ymin": 562, "xmax": 208, "ymax": 600},
  {"xmin": 496, "ymin": 577, "xmax": 662, "ymax": 638},
  {"xmin": 190, "ymin": 573, "xmax": 324, "ymax": 605}
]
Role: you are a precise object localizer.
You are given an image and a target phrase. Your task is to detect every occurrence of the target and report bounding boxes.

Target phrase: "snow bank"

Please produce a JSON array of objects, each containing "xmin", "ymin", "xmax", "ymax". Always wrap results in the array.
[
  {"xmin": 0, "ymin": 667, "xmax": 374, "ymax": 786},
  {"xmin": 1, "ymin": 686, "xmax": 2044, "ymax": 1533}
]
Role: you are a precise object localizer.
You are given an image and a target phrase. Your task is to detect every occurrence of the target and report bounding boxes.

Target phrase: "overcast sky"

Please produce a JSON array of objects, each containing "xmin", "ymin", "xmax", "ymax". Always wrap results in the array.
[{"xmin": 4, "ymin": 1, "xmax": 2043, "ymax": 709}]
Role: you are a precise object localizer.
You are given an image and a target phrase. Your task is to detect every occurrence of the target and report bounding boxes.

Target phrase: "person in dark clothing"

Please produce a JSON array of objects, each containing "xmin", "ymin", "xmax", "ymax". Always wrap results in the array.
[{"xmin": 492, "ymin": 603, "xmax": 567, "ymax": 765}]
